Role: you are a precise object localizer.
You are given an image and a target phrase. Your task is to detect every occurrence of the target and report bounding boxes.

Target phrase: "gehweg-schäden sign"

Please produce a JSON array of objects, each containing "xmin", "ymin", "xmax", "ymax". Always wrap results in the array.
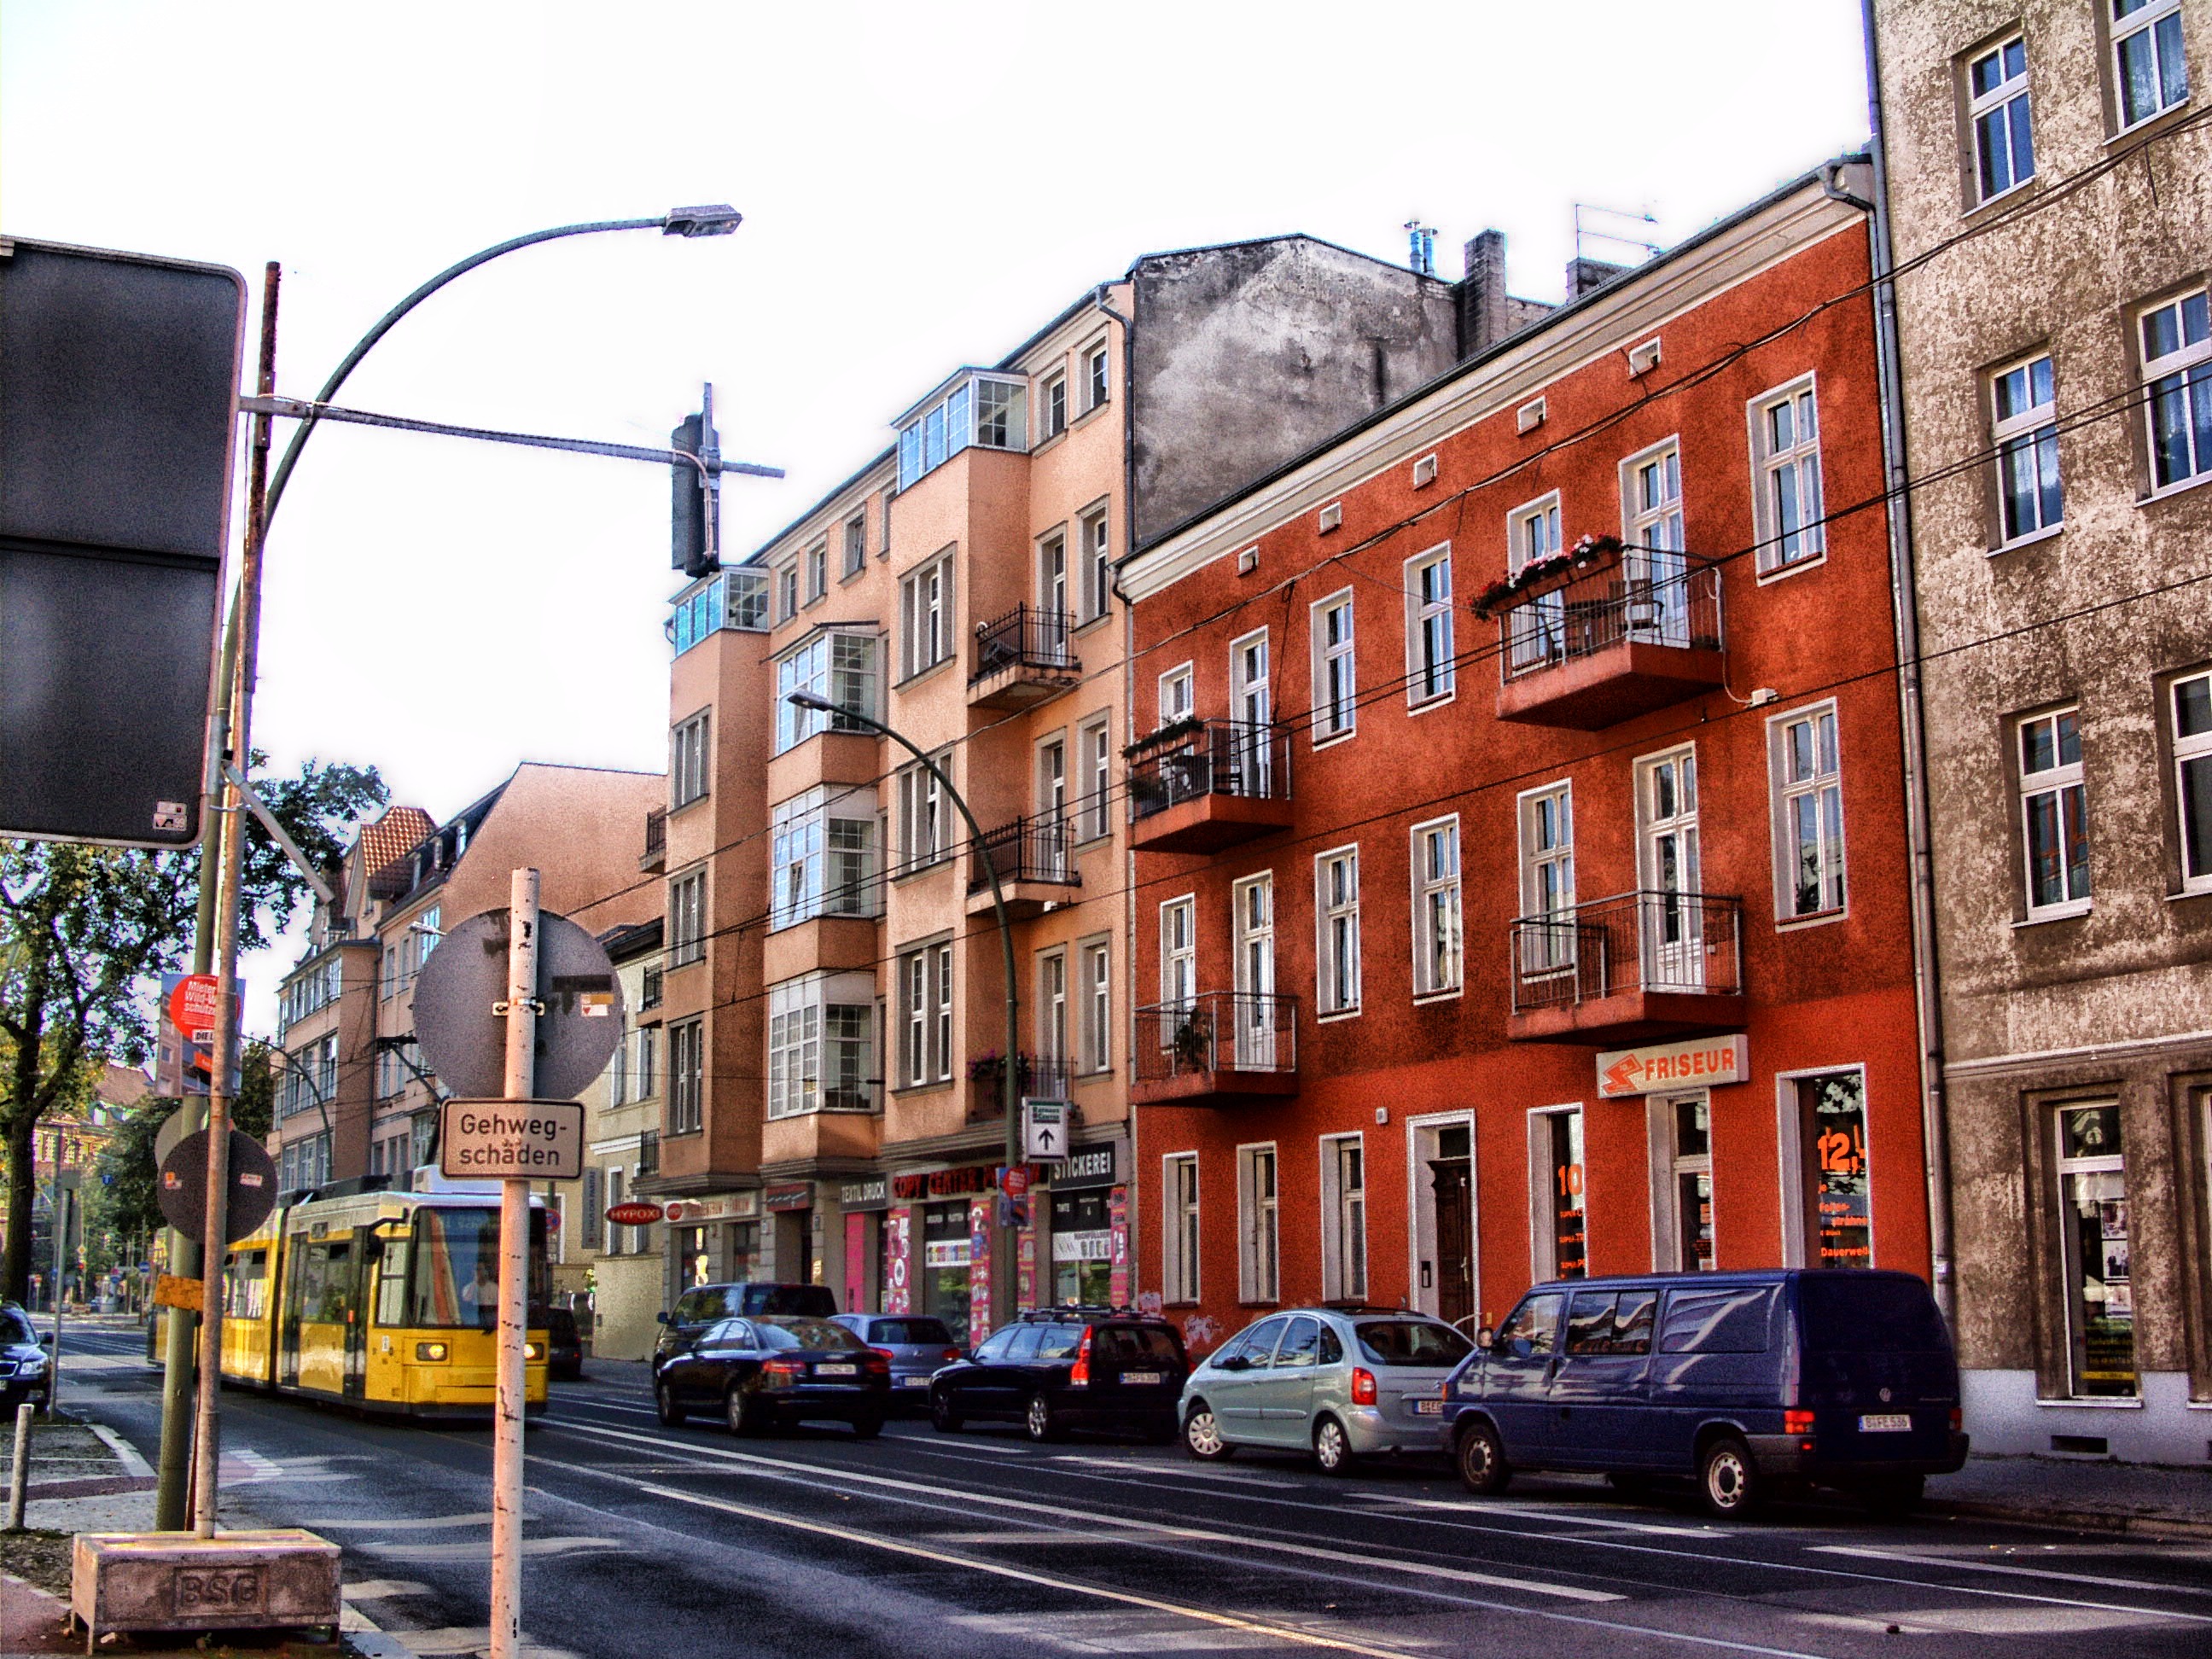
[{"xmin": 439, "ymin": 1099, "xmax": 584, "ymax": 1181}]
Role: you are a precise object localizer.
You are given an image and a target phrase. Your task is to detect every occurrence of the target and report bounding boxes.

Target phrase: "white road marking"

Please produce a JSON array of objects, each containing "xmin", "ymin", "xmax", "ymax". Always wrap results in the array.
[
  {"xmin": 375, "ymin": 1627, "xmax": 576, "ymax": 1659},
  {"xmin": 84, "ymin": 1422, "xmax": 152, "ymax": 1477},
  {"xmin": 340, "ymin": 1580, "xmax": 433, "ymax": 1600},
  {"xmin": 362, "ymin": 1535, "xmax": 622, "ymax": 1563},
  {"xmin": 1814, "ymin": 1545, "xmax": 2212, "ymax": 1598}
]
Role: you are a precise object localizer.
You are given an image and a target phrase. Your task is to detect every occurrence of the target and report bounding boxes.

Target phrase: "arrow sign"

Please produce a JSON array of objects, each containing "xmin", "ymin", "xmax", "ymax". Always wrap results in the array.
[{"xmin": 1022, "ymin": 1097, "xmax": 1070, "ymax": 1164}]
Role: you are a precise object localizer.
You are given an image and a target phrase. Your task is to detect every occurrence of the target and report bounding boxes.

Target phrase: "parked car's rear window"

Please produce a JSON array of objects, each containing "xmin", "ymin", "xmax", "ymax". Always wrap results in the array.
[
  {"xmin": 1034, "ymin": 1324, "xmax": 1085, "ymax": 1360},
  {"xmin": 1092, "ymin": 1325, "xmax": 1183, "ymax": 1363},
  {"xmin": 754, "ymin": 1318, "xmax": 864, "ymax": 1352},
  {"xmin": 1355, "ymin": 1320, "xmax": 1471, "ymax": 1367},
  {"xmin": 1799, "ymin": 1276, "xmax": 1949, "ymax": 1353},
  {"xmin": 1659, "ymin": 1286, "xmax": 1776, "ymax": 1354},
  {"xmin": 743, "ymin": 1285, "xmax": 837, "ymax": 1317},
  {"xmin": 0, "ymin": 1313, "xmax": 32, "ymax": 1346},
  {"xmin": 868, "ymin": 1318, "xmax": 952, "ymax": 1346}
]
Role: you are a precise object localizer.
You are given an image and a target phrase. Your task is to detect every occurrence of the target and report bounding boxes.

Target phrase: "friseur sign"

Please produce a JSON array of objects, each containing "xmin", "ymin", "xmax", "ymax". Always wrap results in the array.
[
  {"xmin": 438, "ymin": 1098, "xmax": 584, "ymax": 1180},
  {"xmin": 1595, "ymin": 1033, "xmax": 1749, "ymax": 1099}
]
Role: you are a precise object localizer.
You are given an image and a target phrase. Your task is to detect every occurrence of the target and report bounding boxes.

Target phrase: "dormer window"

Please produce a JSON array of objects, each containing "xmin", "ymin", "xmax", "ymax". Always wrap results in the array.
[{"xmin": 895, "ymin": 371, "xmax": 1029, "ymax": 489}]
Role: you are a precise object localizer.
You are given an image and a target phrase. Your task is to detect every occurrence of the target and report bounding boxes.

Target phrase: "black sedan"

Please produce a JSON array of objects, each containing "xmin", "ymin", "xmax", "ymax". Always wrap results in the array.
[
  {"xmin": 930, "ymin": 1309, "xmax": 1187, "ymax": 1443},
  {"xmin": 0, "ymin": 1305, "xmax": 50, "ymax": 1413},
  {"xmin": 653, "ymin": 1314, "xmax": 889, "ymax": 1436}
]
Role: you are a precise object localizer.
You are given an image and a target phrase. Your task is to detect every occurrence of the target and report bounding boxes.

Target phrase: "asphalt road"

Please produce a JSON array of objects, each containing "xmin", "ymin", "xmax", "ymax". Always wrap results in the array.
[{"xmin": 50, "ymin": 1320, "xmax": 2212, "ymax": 1659}]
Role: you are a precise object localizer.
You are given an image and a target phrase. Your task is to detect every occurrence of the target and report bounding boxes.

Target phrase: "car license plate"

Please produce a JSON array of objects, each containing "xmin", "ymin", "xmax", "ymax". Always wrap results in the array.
[
  {"xmin": 1121, "ymin": 1371, "xmax": 1164, "ymax": 1386},
  {"xmin": 899, "ymin": 1375, "xmax": 929, "ymax": 1388},
  {"xmin": 1859, "ymin": 1412, "xmax": 1911, "ymax": 1433},
  {"xmin": 816, "ymin": 1363, "xmax": 858, "ymax": 1377},
  {"xmin": 1412, "ymin": 1397, "xmax": 1445, "ymax": 1415}
]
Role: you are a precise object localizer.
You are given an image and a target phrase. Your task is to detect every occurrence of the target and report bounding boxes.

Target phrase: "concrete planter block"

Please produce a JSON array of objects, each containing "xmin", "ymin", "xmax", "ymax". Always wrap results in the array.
[{"xmin": 69, "ymin": 1528, "xmax": 341, "ymax": 1652}]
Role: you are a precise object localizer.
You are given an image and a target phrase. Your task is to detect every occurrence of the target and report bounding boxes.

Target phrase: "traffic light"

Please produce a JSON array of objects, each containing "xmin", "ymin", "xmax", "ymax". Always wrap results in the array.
[
  {"xmin": 0, "ymin": 236, "xmax": 247, "ymax": 847},
  {"xmin": 671, "ymin": 409, "xmax": 719, "ymax": 579}
]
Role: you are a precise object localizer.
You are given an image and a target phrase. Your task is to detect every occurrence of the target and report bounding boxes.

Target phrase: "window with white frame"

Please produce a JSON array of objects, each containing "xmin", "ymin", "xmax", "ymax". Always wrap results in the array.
[
  {"xmin": 2113, "ymin": 0, "xmax": 2188, "ymax": 131},
  {"xmin": 1040, "ymin": 370, "xmax": 1068, "ymax": 440},
  {"xmin": 768, "ymin": 973, "xmax": 874, "ymax": 1118},
  {"xmin": 777, "ymin": 562, "xmax": 799, "ymax": 622},
  {"xmin": 1237, "ymin": 1144, "xmax": 1279, "ymax": 1302},
  {"xmin": 672, "ymin": 710, "xmax": 710, "ymax": 808},
  {"xmin": 1320, "ymin": 1135, "xmax": 1367, "ymax": 1301},
  {"xmin": 667, "ymin": 869, "xmax": 706, "ymax": 967},
  {"xmin": 1969, "ymin": 36, "xmax": 2035, "ymax": 202},
  {"xmin": 896, "ymin": 373, "xmax": 1027, "ymax": 489},
  {"xmin": 636, "ymin": 1026, "xmax": 657, "ymax": 1100},
  {"xmin": 1085, "ymin": 342, "xmax": 1109, "ymax": 411},
  {"xmin": 1038, "ymin": 948, "xmax": 1068, "ymax": 1064},
  {"xmin": 1081, "ymin": 505, "xmax": 1111, "ymax": 621},
  {"xmin": 1080, "ymin": 713, "xmax": 1112, "ymax": 841},
  {"xmin": 899, "ymin": 555, "xmax": 953, "ymax": 679},
  {"xmin": 1311, "ymin": 590, "xmax": 1356, "ymax": 742},
  {"xmin": 1080, "ymin": 937, "xmax": 1111, "ymax": 1073},
  {"xmin": 1038, "ymin": 528, "xmax": 1068, "ymax": 619},
  {"xmin": 770, "ymin": 787, "xmax": 876, "ymax": 928},
  {"xmin": 898, "ymin": 942, "xmax": 955, "ymax": 1086},
  {"xmin": 1994, "ymin": 352, "xmax": 2062, "ymax": 542},
  {"xmin": 1771, "ymin": 703, "xmax": 1846, "ymax": 919},
  {"xmin": 1517, "ymin": 783, "xmax": 1575, "ymax": 974},
  {"xmin": 1412, "ymin": 817, "xmax": 1463, "ymax": 997},
  {"xmin": 1624, "ymin": 442, "xmax": 1690, "ymax": 644},
  {"xmin": 775, "ymin": 631, "xmax": 878, "ymax": 752},
  {"xmin": 2142, "ymin": 288, "xmax": 2212, "ymax": 490},
  {"xmin": 1160, "ymin": 896, "xmax": 1196, "ymax": 1010},
  {"xmin": 1315, "ymin": 846, "xmax": 1360, "ymax": 1017},
  {"xmin": 1405, "ymin": 546, "xmax": 1455, "ymax": 705},
  {"xmin": 842, "ymin": 513, "xmax": 867, "ymax": 579},
  {"xmin": 896, "ymin": 754, "xmax": 951, "ymax": 872},
  {"xmin": 2056, "ymin": 1101, "xmax": 2136, "ymax": 1395},
  {"xmin": 1754, "ymin": 380, "xmax": 1824, "ymax": 572},
  {"xmin": 1163, "ymin": 1152, "xmax": 1201, "ymax": 1302},
  {"xmin": 2020, "ymin": 707, "xmax": 2091, "ymax": 916},
  {"xmin": 1505, "ymin": 495, "xmax": 1564, "ymax": 673},
  {"xmin": 667, "ymin": 1018, "xmax": 703, "ymax": 1135},
  {"xmin": 1158, "ymin": 664, "xmax": 1194, "ymax": 726},
  {"xmin": 2172, "ymin": 672, "xmax": 2212, "ymax": 892},
  {"xmin": 608, "ymin": 1032, "xmax": 628, "ymax": 1107},
  {"xmin": 806, "ymin": 541, "xmax": 828, "ymax": 604}
]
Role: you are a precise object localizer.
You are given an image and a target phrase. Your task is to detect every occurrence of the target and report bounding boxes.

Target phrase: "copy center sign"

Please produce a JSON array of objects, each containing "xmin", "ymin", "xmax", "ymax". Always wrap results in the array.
[{"xmin": 439, "ymin": 1098, "xmax": 584, "ymax": 1181}]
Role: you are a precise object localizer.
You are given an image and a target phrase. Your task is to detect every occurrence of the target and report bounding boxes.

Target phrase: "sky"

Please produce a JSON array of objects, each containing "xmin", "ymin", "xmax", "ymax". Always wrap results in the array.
[{"xmin": 2, "ymin": 0, "xmax": 1872, "ymax": 1034}]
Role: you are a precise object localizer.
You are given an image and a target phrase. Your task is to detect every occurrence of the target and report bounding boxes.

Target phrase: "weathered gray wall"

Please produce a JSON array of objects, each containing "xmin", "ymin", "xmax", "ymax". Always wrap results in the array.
[{"xmin": 1129, "ymin": 239, "xmax": 1459, "ymax": 546}]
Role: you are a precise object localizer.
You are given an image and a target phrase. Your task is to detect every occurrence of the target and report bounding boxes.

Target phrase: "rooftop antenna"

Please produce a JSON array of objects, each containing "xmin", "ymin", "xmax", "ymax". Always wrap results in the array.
[
  {"xmin": 1404, "ymin": 217, "xmax": 1437, "ymax": 277},
  {"xmin": 1573, "ymin": 202, "xmax": 1662, "ymax": 266}
]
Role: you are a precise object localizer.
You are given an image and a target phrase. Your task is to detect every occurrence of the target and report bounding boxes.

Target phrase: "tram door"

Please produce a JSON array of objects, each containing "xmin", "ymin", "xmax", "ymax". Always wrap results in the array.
[
  {"xmin": 342, "ymin": 1227, "xmax": 373, "ymax": 1401},
  {"xmin": 278, "ymin": 1232, "xmax": 307, "ymax": 1387}
]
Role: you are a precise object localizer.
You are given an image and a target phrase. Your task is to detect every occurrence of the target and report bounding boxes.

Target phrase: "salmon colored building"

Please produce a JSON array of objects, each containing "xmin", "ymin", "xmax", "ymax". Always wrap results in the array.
[{"xmin": 1118, "ymin": 164, "xmax": 1932, "ymax": 1354}]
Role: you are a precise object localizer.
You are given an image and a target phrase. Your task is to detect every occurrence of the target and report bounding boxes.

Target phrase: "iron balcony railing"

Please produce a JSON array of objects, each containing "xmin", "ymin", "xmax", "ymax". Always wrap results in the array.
[
  {"xmin": 1126, "ymin": 720, "xmax": 1290, "ymax": 822},
  {"xmin": 643, "ymin": 806, "xmax": 667, "ymax": 861},
  {"xmin": 967, "ymin": 1052, "xmax": 1076, "ymax": 1123},
  {"xmin": 1132, "ymin": 991, "xmax": 1298, "ymax": 1086},
  {"xmin": 968, "ymin": 814, "xmax": 1079, "ymax": 894},
  {"xmin": 1497, "ymin": 549, "xmax": 1723, "ymax": 680},
  {"xmin": 971, "ymin": 603, "xmax": 1075, "ymax": 683},
  {"xmin": 1509, "ymin": 889, "xmax": 1743, "ymax": 1013}
]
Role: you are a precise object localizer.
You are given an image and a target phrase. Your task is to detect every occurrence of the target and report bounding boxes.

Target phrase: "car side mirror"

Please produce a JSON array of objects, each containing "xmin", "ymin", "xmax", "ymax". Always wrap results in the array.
[
  {"xmin": 1475, "ymin": 1327, "xmax": 1495, "ymax": 1350},
  {"xmin": 655, "ymin": 1311, "xmax": 670, "ymax": 1324},
  {"xmin": 38, "ymin": 1333, "xmax": 54, "ymax": 1348}
]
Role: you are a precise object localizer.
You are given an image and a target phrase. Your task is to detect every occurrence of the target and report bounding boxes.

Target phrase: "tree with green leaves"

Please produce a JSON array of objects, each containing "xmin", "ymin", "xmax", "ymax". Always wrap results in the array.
[{"xmin": 0, "ymin": 758, "xmax": 385, "ymax": 1302}]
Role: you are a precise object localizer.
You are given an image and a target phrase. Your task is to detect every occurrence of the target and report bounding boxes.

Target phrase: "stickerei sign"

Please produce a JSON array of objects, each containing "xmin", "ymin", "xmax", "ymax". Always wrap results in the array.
[{"xmin": 1595, "ymin": 1033, "xmax": 1749, "ymax": 1098}]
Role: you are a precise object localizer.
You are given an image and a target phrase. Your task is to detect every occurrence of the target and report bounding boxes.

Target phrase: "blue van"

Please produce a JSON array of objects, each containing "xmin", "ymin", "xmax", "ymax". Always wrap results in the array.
[{"xmin": 1440, "ymin": 1270, "xmax": 1967, "ymax": 1519}]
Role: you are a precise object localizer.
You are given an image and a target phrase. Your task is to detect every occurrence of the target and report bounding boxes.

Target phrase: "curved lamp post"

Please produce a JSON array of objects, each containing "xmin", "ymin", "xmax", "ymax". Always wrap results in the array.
[{"xmin": 784, "ymin": 691, "xmax": 1025, "ymax": 1314}]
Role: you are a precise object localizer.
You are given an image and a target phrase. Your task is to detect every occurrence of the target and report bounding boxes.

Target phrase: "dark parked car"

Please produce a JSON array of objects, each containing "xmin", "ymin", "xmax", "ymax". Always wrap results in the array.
[
  {"xmin": 541, "ymin": 1307, "xmax": 584, "ymax": 1381},
  {"xmin": 655, "ymin": 1282, "xmax": 837, "ymax": 1365},
  {"xmin": 830, "ymin": 1313, "xmax": 962, "ymax": 1410},
  {"xmin": 930, "ymin": 1307, "xmax": 1188, "ymax": 1443},
  {"xmin": 1441, "ymin": 1270, "xmax": 1969, "ymax": 1519},
  {"xmin": 0, "ymin": 1306, "xmax": 51, "ymax": 1413},
  {"xmin": 653, "ymin": 1314, "xmax": 888, "ymax": 1435}
]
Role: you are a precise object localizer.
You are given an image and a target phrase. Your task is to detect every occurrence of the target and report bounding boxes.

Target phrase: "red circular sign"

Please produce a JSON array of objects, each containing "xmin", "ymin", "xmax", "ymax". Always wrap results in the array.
[
  {"xmin": 167, "ymin": 974, "xmax": 224, "ymax": 1039},
  {"xmin": 610, "ymin": 1201, "xmax": 666, "ymax": 1226}
]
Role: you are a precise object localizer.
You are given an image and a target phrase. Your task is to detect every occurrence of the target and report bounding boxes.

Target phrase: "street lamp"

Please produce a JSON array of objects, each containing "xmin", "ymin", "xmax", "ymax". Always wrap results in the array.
[{"xmin": 784, "ymin": 691, "xmax": 1026, "ymax": 1316}]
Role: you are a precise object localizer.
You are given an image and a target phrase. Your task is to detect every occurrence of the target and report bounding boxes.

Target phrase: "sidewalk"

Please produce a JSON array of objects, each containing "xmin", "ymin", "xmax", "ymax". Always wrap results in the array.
[
  {"xmin": 0, "ymin": 1407, "xmax": 410, "ymax": 1659},
  {"xmin": 1928, "ymin": 1452, "xmax": 2212, "ymax": 1540}
]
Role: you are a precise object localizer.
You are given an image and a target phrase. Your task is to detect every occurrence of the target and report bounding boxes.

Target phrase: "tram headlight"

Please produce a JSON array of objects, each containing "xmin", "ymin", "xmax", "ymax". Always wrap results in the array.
[
  {"xmin": 416, "ymin": 1342, "xmax": 449, "ymax": 1362},
  {"xmin": 523, "ymin": 1342, "xmax": 544, "ymax": 1361}
]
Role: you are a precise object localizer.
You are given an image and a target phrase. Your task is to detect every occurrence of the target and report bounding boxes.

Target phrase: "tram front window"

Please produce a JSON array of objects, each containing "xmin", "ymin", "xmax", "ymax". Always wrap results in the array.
[{"xmin": 406, "ymin": 1207, "xmax": 550, "ymax": 1331}]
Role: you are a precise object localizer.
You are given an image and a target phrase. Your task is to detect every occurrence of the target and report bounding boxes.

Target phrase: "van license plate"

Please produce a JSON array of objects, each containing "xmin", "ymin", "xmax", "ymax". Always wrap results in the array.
[
  {"xmin": 899, "ymin": 1375, "xmax": 929, "ymax": 1388},
  {"xmin": 816, "ymin": 1363, "xmax": 858, "ymax": 1377},
  {"xmin": 1412, "ymin": 1398, "xmax": 1445, "ymax": 1415},
  {"xmin": 1858, "ymin": 1413, "xmax": 1911, "ymax": 1433},
  {"xmin": 1122, "ymin": 1371, "xmax": 1164, "ymax": 1386}
]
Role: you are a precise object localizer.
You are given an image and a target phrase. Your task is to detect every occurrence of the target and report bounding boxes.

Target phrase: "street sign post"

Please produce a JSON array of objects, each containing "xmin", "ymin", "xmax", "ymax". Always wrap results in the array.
[{"xmin": 1022, "ymin": 1098, "xmax": 1071, "ymax": 1163}]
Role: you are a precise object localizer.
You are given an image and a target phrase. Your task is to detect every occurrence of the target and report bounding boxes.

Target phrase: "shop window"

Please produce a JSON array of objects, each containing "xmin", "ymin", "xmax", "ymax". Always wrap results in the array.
[
  {"xmin": 2057, "ymin": 1102, "xmax": 2135, "ymax": 1397},
  {"xmin": 1051, "ymin": 1185, "xmax": 1114, "ymax": 1307},
  {"xmin": 1531, "ymin": 1107, "xmax": 1586, "ymax": 1281},
  {"xmin": 1797, "ymin": 1070, "xmax": 1871, "ymax": 1268}
]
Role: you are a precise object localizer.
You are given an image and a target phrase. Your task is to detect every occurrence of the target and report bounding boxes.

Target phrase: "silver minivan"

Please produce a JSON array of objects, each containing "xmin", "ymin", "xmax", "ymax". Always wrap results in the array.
[{"xmin": 1178, "ymin": 1307, "xmax": 1474, "ymax": 1472}]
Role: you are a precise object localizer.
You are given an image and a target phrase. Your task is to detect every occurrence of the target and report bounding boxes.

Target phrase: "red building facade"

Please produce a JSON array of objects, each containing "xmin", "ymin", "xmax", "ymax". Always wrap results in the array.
[{"xmin": 1119, "ymin": 166, "xmax": 1929, "ymax": 1353}]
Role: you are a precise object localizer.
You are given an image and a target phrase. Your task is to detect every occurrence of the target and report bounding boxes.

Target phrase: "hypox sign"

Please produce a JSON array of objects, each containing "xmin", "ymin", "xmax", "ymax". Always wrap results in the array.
[{"xmin": 439, "ymin": 1099, "xmax": 584, "ymax": 1181}]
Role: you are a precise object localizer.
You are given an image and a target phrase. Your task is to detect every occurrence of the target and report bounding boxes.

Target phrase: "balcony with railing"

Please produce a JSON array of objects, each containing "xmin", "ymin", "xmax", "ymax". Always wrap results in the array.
[
  {"xmin": 1506, "ymin": 889, "xmax": 1745, "ymax": 1044},
  {"xmin": 640, "ymin": 806, "xmax": 667, "ymax": 874},
  {"xmin": 967, "ymin": 1051, "xmax": 1075, "ymax": 1124},
  {"xmin": 1131, "ymin": 991, "xmax": 1298, "ymax": 1106},
  {"xmin": 969, "ymin": 604, "xmax": 1080, "ymax": 709},
  {"xmin": 1487, "ymin": 542, "xmax": 1726, "ymax": 729},
  {"xmin": 1125, "ymin": 719, "xmax": 1294, "ymax": 854},
  {"xmin": 966, "ymin": 813, "xmax": 1080, "ymax": 918}
]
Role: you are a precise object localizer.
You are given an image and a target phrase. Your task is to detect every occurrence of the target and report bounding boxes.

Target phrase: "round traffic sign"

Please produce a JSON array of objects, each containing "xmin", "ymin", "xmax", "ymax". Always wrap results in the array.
[
  {"xmin": 156, "ymin": 1130, "xmax": 278, "ymax": 1243},
  {"xmin": 411, "ymin": 908, "xmax": 624, "ymax": 1101}
]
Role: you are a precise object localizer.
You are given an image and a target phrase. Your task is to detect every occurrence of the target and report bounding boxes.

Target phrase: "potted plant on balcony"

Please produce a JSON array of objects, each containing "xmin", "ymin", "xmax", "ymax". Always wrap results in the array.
[{"xmin": 1168, "ymin": 1011, "xmax": 1211, "ymax": 1074}]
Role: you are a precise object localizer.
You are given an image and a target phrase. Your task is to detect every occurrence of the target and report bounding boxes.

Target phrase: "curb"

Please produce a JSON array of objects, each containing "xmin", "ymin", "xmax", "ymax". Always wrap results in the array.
[{"xmin": 1927, "ymin": 1497, "xmax": 2212, "ymax": 1542}]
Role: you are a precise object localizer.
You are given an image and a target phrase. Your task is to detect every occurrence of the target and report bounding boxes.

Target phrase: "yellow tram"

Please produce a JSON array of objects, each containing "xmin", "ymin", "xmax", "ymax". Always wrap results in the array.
[{"xmin": 215, "ymin": 1187, "xmax": 550, "ymax": 1418}]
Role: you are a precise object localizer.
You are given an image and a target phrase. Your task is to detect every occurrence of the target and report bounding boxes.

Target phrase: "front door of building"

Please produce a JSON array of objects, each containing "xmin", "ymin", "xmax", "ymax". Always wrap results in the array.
[{"xmin": 1429, "ymin": 1145, "xmax": 1475, "ymax": 1330}]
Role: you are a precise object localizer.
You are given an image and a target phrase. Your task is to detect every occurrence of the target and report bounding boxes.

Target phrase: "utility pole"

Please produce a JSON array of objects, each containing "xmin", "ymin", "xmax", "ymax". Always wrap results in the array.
[{"xmin": 489, "ymin": 870, "xmax": 539, "ymax": 1659}]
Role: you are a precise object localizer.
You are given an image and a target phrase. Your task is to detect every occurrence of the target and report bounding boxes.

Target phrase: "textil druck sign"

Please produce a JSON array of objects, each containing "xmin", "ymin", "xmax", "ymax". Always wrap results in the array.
[
  {"xmin": 439, "ymin": 1098, "xmax": 584, "ymax": 1180},
  {"xmin": 1595, "ymin": 1034, "xmax": 1749, "ymax": 1098}
]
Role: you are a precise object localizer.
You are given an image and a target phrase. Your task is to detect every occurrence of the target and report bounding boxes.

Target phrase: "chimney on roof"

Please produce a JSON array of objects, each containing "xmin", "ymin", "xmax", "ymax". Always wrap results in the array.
[
  {"xmin": 1405, "ymin": 218, "xmax": 1437, "ymax": 277},
  {"xmin": 1458, "ymin": 230, "xmax": 1511, "ymax": 356},
  {"xmin": 1566, "ymin": 255, "xmax": 1631, "ymax": 300}
]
